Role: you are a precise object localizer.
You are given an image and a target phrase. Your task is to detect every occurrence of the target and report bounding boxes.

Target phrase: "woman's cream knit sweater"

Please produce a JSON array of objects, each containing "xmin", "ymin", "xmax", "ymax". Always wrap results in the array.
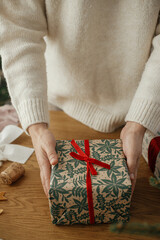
[{"xmin": 0, "ymin": 0, "xmax": 160, "ymax": 136}]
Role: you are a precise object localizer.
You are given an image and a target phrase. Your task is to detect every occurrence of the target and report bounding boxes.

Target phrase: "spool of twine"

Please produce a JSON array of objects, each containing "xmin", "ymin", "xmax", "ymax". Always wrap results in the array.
[{"xmin": 0, "ymin": 162, "xmax": 25, "ymax": 184}]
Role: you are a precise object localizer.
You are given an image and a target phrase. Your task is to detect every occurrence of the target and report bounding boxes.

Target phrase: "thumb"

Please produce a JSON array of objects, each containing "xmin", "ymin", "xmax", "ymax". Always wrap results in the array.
[
  {"xmin": 126, "ymin": 152, "xmax": 139, "ymax": 178},
  {"xmin": 127, "ymin": 154, "xmax": 139, "ymax": 196},
  {"xmin": 46, "ymin": 147, "xmax": 58, "ymax": 165},
  {"xmin": 127, "ymin": 156, "xmax": 137, "ymax": 181}
]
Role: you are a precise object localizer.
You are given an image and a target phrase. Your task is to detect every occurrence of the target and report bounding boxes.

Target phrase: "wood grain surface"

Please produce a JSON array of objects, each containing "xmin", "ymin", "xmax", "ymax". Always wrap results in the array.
[{"xmin": 0, "ymin": 111, "xmax": 160, "ymax": 240}]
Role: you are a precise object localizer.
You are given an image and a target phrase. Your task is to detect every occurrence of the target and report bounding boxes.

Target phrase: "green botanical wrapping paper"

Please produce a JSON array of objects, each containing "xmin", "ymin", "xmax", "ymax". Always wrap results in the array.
[{"xmin": 49, "ymin": 139, "xmax": 132, "ymax": 225}]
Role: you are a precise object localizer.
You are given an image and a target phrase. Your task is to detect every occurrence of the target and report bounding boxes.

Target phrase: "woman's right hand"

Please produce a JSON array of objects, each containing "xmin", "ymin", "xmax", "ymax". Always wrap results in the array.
[{"xmin": 28, "ymin": 123, "xmax": 58, "ymax": 197}]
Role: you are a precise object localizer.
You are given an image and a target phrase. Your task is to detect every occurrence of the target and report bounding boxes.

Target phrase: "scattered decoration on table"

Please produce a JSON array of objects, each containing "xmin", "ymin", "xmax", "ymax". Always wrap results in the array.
[
  {"xmin": 110, "ymin": 221, "xmax": 160, "ymax": 237},
  {"xmin": 0, "ymin": 125, "xmax": 34, "ymax": 167},
  {"xmin": 0, "ymin": 162, "xmax": 25, "ymax": 184},
  {"xmin": 0, "ymin": 191, "xmax": 7, "ymax": 201},
  {"xmin": 149, "ymin": 176, "xmax": 160, "ymax": 190},
  {"xmin": 0, "ymin": 209, "xmax": 3, "ymax": 214}
]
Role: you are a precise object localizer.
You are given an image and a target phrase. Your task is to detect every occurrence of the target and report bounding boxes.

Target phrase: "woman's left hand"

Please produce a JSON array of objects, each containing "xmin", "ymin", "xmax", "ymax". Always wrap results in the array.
[{"xmin": 120, "ymin": 121, "xmax": 146, "ymax": 197}]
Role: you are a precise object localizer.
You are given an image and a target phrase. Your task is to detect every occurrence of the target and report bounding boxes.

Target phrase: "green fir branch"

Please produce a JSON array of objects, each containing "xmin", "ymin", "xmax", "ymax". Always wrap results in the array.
[
  {"xmin": 110, "ymin": 222, "xmax": 160, "ymax": 237},
  {"xmin": 149, "ymin": 176, "xmax": 160, "ymax": 190}
]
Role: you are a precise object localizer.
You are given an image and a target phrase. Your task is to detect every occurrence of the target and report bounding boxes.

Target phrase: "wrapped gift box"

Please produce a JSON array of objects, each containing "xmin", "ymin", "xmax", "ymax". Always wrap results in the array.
[
  {"xmin": 142, "ymin": 129, "xmax": 160, "ymax": 180},
  {"xmin": 49, "ymin": 139, "xmax": 132, "ymax": 225}
]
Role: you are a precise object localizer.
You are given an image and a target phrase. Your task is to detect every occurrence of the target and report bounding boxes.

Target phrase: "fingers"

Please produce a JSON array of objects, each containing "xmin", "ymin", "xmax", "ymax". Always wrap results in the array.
[
  {"xmin": 46, "ymin": 146, "xmax": 58, "ymax": 166},
  {"xmin": 120, "ymin": 122, "xmax": 144, "ymax": 198},
  {"xmin": 127, "ymin": 154, "xmax": 140, "ymax": 197},
  {"xmin": 40, "ymin": 159, "xmax": 51, "ymax": 197},
  {"xmin": 38, "ymin": 148, "xmax": 58, "ymax": 197},
  {"xmin": 31, "ymin": 128, "xmax": 58, "ymax": 198},
  {"xmin": 131, "ymin": 167, "xmax": 138, "ymax": 198},
  {"xmin": 41, "ymin": 142, "xmax": 58, "ymax": 196}
]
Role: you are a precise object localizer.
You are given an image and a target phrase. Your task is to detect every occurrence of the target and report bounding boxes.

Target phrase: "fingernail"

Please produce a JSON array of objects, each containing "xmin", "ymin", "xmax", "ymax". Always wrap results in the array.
[
  {"xmin": 50, "ymin": 158, "xmax": 55, "ymax": 164},
  {"xmin": 130, "ymin": 173, "xmax": 134, "ymax": 180},
  {"xmin": 51, "ymin": 158, "xmax": 58, "ymax": 165}
]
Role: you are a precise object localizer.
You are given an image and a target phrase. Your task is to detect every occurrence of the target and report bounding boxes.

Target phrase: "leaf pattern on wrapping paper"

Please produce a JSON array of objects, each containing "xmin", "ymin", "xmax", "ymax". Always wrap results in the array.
[
  {"xmin": 52, "ymin": 164, "xmax": 66, "ymax": 178},
  {"xmin": 95, "ymin": 186, "xmax": 108, "ymax": 210},
  {"xmin": 110, "ymin": 202, "xmax": 131, "ymax": 222},
  {"xmin": 70, "ymin": 174, "xmax": 87, "ymax": 197},
  {"xmin": 51, "ymin": 177, "xmax": 67, "ymax": 189},
  {"xmin": 55, "ymin": 140, "xmax": 72, "ymax": 160},
  {"xmin": 121, "ymin": 158, "xmax": 129, "ymax": 174},
  {"xmin": 102, "ymin": 173, "xmax": 129, "ymax": 198},
  {"xmin": 76, "ymin": 212, "xmax": 90, "ymax": 223},
  {"xmin": 49, "ymin": 177, "xmax": 70, "ymax": 202},
  {"xmin": 121, "ymin": 185, "xmax": 132, "ymax": 201},
  {"xmin": 92, "ymin": 150, "xmax": 101, "ymax": 160},
  {"xmin": 64, "ymin": 209, "xmax": 78, "ymax": 223},
  {"xmin": 96, "ymin": 140, "xmax": 112, "ymax": 153},
  {"xmin": 50, "ymin": 202, "xmax": 66, "ymax": 223},
  {"xmin": 67, "ymin": 158, "xmax": 86, "ymax": 167},
  {"xmin": 96, "ymin": 139, "xmax": 123, "ymax": 155},
  {"xmin": 66, "ymin": 162, "xmax": 74, "ymax": 178},
  {"xmin": 71, "ymin": 197, "xmax": 88, "ymax": 214},
  {"xmin": 99, "ymin": 160, "xmax": 122, "ymax": 177},
  {"xmin": 95, "ymin": 213, "xmax": 105, "ymax": 223},
  {"xmin": 74, "ymin": 167, "xmax": 87, "ymax": 174},
  {"xmin": 72, "ymin": 186, "xmax": 87, "ymax": 198},
  {"xmin": 103, "ymin": 154, "xmax": 114, "ymax": 161},
  {"xmin": 73, "ymin": 174, "xmax": 86, "ymax": 186}
]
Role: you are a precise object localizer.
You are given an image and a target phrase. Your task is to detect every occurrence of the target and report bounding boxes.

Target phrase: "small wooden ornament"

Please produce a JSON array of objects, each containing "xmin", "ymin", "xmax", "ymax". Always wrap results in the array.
[
  {"xmin": 0, "ymin": 209, "xmax": 3, "ymax": 214},
  {"xmin": 0, "ymin": 162, "xmax": 25, "ymax": 184},
  {"xmin": 0, "ymin": 192, "xmax": 7, "ymax": 200}
]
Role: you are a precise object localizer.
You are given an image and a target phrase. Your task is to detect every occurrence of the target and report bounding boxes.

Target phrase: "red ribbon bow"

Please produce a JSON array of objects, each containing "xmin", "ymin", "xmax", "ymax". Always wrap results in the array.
[
  {"xmin": 70, "ymin": 139, "xmax": 110, "ymax": 224},
  {"xmin": 148, "ymin": 136, "xmax": 160, "ymax": 173}
]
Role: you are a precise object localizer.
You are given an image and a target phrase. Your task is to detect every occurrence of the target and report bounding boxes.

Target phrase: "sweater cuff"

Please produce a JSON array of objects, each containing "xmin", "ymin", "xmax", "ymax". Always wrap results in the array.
[
  {"xmin": 16, "ymin": 98, "xmax": 50, "ymax": 136},
  {"xmin": 124, "ymin": 98, "xmax": 160, "ymax": 135}
]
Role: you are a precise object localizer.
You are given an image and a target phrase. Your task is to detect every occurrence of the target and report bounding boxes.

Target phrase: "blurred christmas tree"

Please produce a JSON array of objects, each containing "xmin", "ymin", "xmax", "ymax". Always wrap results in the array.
[{"xmin": 0, "ymin": 56, "xmax": 11, "ymax": 106}]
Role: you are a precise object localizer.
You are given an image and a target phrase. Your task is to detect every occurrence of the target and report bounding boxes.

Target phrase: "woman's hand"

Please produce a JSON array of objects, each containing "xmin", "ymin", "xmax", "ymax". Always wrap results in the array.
[
  {"xmin": 120, "ymin": 121, "xmax": 146, "ymax": 197},
  {"xmin": 28, "ymin": 123, "xmax": 58, "ymax": 197}
]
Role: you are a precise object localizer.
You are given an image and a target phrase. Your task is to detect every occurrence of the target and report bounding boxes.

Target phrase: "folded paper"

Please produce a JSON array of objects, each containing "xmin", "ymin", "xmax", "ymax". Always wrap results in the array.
[{"xmin": 0, "ymin": 125, "xmax": 34, "ymax": 166}]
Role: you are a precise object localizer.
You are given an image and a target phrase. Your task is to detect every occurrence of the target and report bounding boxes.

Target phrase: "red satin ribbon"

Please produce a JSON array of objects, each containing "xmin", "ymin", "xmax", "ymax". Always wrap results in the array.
[
  {"xmin": 70, "ymin": 139, "xmax": 110, "ymax": 224},
  {"xmin": 148, "ymin": 136, "xmax": 160, "ymax": 173}
]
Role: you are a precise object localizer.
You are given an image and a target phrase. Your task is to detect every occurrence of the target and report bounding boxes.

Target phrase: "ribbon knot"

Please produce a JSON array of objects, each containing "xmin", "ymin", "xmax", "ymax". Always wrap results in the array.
[{"xmin": 70, "ymin": 139, "xmax": 110, "ymax": 224}]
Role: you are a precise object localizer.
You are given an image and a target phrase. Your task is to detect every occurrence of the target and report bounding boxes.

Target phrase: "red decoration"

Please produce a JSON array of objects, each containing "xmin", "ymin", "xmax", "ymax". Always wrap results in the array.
[
  {"xmin": 148, "ymin": 136, "xmax": 160, "ymax": 173},
  {"xmin": 70, "ymin": 139, "xmax": 110, "ymax": 224}
]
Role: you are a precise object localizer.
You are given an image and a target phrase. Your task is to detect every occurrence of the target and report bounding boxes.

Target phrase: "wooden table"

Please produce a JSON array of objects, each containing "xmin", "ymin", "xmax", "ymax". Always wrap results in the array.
[{"xmin": 0, "ymin": 111, "xmax": 160, "ymax": 240}]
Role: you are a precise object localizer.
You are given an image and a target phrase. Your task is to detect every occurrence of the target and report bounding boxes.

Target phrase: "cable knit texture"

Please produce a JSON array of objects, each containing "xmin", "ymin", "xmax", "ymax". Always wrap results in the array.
[{"xmin": 0, "ymin": 0, "xmax": 160, "ymax": 136}]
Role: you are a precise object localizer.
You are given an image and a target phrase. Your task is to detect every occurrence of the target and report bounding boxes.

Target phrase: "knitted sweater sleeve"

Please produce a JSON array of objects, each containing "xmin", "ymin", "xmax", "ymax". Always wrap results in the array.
[
  {"xmin": 125, "ymin": 10, "xmax": 160, "ymax": 135},
  {"xmin": 0, "ymin": 0, "xmax": 50, "ymax": 136}
]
